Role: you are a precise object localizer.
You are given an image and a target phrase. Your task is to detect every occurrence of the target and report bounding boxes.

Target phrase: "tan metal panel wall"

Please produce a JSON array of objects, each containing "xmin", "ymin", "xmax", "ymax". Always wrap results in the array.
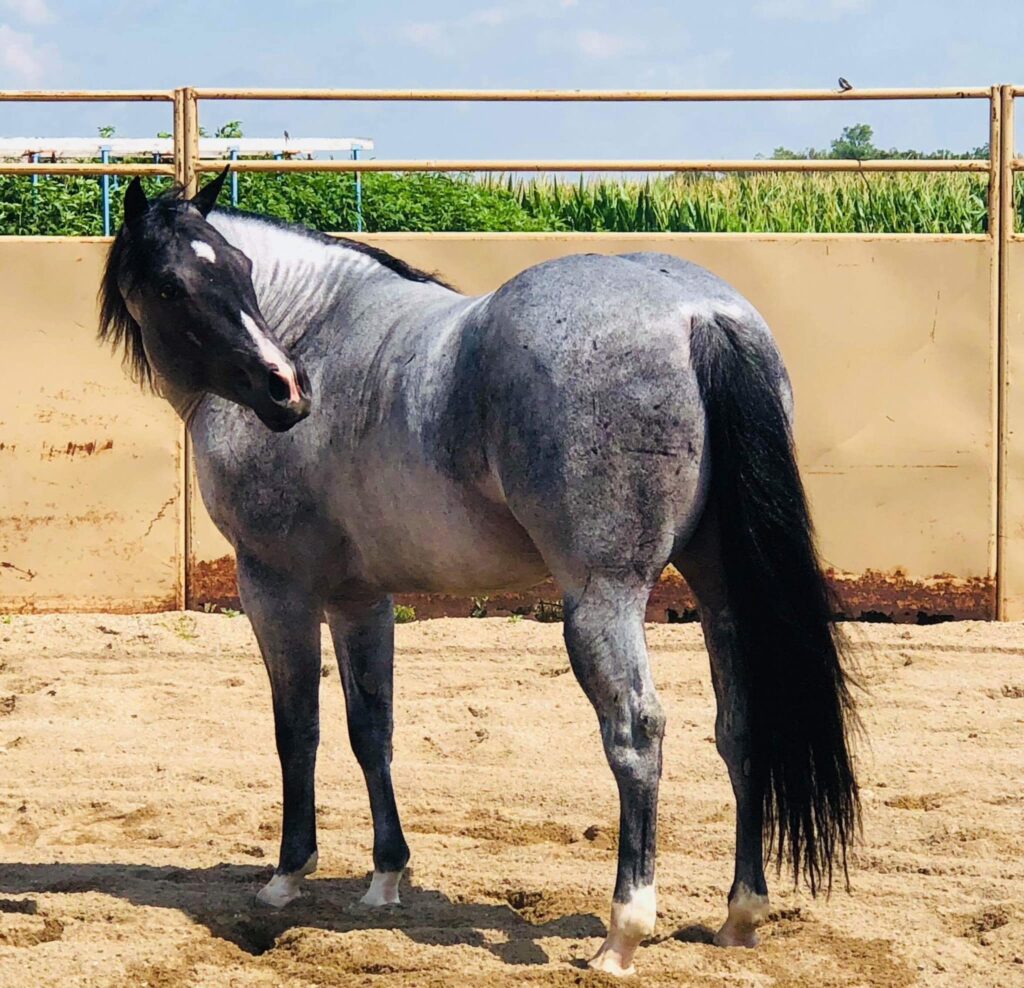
[
  {"xmin": 190, "ymin": 234, "xmax": 997, "ymax": 619},
  {"xmin": 1000, "ymin": 240, "xmax": 1024, "ymax": 619},
  {"xmin": 0, "ymin": 239, "xmax": 183, "ymax": 612}
]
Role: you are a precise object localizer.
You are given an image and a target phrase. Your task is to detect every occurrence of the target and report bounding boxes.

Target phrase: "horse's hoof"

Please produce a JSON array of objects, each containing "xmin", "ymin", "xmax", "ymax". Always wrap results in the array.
[
  {"xmin": 256, "ymin": 873, "xmax": 304, "ymax": 909},
  {"xmin": 255, "ymin": 851, "xmax": 318, "ymax": 909},
  {"xmin": 713, "ymin": 884, "xmax": 769, "ymax": 948},
  {"xmin": 587, "ymin": 884, "xmax": 655, "ymax": 976},
  {"xmin": 360, "ymin": 869, "xmax": 403, "ymax": 906},
  {"xmin": 712, "ymin": 925, "xmax": 759, "ymax": 948},
  {"xmin": 588, "ymin": 940, "xmax": 637, "ymax": 977}
]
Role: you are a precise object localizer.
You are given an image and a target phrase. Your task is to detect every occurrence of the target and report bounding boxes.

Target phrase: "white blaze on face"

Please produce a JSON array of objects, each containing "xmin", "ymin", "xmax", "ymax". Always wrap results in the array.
[
  {"xmin": 190, "ymin": 240, "xmax": 217, "ymax": 263},
  {"xmin": 240, "ymin": 311, "xmax": 300, "ymax": 403}
]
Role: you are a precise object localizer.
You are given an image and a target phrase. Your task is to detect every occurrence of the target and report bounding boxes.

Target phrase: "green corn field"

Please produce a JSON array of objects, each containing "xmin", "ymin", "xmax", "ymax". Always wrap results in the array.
[{"xmin": 1, "ymin": 170, "xmax": 1019, "ymax": 236}]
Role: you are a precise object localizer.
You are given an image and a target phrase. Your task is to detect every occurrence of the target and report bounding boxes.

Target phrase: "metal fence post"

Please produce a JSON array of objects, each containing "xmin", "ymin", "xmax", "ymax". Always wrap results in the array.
[
  {"xmin": 353, "ymin": 146, "xmax": 363, "ymax": 232},
  {"xmin": 173, "ymin": 88, "xmax": 190, "ymax": 610},
  {"xmin": 180, "ymin": 87, "xmax": 200, "ymax": 197},
  {"xmin": 100, "ymin": 145, "xmax": 111, "ymax": 235},
  {"xmin": 230, "ymin": 147, "xmax": 239, "ymax": 205},
  {"xmin": 997, "ymin": 85, "xmax": 1016, "ymax": 619}
]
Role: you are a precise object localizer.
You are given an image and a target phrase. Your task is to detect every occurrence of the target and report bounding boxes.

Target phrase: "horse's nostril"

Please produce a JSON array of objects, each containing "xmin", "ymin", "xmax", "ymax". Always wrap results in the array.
[{"xmin": 268, "ymin": 370, "xmax": 291, "ymax": 404}]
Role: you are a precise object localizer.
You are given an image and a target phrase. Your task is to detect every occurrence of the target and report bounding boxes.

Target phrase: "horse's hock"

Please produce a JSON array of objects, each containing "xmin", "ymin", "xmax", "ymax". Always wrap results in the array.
[{"xmin": 0, "ymin": 232, "xmax": 1015, "ymax": 619}]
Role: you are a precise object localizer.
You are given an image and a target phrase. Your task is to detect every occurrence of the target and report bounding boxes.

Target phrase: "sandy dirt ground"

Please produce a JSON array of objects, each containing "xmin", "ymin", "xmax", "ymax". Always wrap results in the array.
[{"xmin": 0, "ymin": 613, "xmax": 1022, "ymax": 987}]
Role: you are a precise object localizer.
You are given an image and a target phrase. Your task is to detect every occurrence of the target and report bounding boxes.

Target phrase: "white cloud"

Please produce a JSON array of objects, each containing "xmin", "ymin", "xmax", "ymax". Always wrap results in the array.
[
  {"xmin": 574, "ymin": 29, "xmax": 644, "ymax": 59},
  {"xmin": 1, "ymin": 0, "xmax": 53, "ymax": 25},
  {"xmin": 397, "ymin": 21, "xmax": 454, "ymax": 57},
  {"xmin": 0, "ymin": 22, "xmax": 51, "ymax": 83},
  {"xmin": 754, "ymin": 0, "xmax": 868, "ymax": 21},
  {"xmin": 469, "ymin": 6, "xmax": 514, "ymax": 27},
  {"xmin": 398, "ymin": 4, "xmax": 580, "ymax": 58}
]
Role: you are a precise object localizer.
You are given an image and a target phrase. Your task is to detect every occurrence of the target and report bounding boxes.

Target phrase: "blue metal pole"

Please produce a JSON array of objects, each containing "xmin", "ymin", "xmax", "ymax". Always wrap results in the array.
[
  {"xmin": 353, "ymin": 147, "xmax": 363, "ymax": 232},
  {"xmin": 101, "ymin": 146, "xmax": 111, "ymax": 236},
  {"xmin": 31, "ymin": 152, "xmax": 39, "ymax": 187},
  {"xmin": 231, "ymin": 147, "xmax": 239, "ymax": 205}
]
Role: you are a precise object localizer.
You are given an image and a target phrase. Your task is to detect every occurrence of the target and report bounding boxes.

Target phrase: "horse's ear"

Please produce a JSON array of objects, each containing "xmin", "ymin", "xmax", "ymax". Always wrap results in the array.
[
  {"xmin": 191, "ymin": 166, "xmax": 229, "ymax": 217},
  {"xmin": 124, "ymin": 177, "xmax": 149, "ymax": 225}
]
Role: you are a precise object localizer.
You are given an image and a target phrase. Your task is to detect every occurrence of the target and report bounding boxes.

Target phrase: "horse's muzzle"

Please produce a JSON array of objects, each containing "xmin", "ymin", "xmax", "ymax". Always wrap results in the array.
[
  {"xmin": 257, "ymin": 363, "xmax": 312, "ymax": 432},
  {"xmin": 224, "ymin": 357, "xmax": 311, "ymax": 432}
]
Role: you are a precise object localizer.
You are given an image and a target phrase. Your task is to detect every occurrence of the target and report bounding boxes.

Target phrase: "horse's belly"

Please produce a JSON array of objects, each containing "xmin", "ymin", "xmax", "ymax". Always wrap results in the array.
[{"xmin": 339, "ymin": 479, "xmax": 549, "ymax": 594}]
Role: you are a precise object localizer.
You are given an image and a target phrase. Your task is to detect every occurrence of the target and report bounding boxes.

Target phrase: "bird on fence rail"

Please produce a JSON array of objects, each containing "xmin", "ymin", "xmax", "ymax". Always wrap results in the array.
[{"xmin": 838, "ymin": 77, "xmax": 853, "ymax": 91}]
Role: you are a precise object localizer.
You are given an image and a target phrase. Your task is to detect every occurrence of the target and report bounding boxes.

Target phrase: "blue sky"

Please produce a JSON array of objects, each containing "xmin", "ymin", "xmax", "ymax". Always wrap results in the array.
[{"xmin": 1, "ymin": 0, "xmax": 1021, "ymax": 160}]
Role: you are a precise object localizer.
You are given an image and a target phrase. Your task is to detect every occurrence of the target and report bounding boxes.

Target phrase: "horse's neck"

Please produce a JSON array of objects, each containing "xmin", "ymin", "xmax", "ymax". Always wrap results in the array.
[{"xmin": 206, "ymin": 213, "xmax": 444, "ymax": 349}]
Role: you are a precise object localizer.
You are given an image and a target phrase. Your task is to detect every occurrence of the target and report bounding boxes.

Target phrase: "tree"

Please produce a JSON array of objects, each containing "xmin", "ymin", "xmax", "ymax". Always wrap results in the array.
[
  {"xmin": 829, "ymin": 123, "xmax": 878, "ymax": 160},
  {"xmin": 215, "ymin": 121, "xmax": 244, "ymax": 139},
  {"xmin": 771, "ymin": 124, "xmax": 990, "ymax": 161}
]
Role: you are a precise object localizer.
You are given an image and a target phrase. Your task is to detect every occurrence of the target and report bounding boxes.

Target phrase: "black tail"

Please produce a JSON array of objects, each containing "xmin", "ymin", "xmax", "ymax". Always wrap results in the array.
[{"xmin": 690, "ymin": 311, "xmax": 860, "ymax": 895}]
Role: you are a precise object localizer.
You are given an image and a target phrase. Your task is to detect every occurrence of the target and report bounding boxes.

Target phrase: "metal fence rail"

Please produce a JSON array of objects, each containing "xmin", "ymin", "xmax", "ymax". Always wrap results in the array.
[{"xmin": 191, "ymin": 86, "xmax": 992, "ymax": 101}]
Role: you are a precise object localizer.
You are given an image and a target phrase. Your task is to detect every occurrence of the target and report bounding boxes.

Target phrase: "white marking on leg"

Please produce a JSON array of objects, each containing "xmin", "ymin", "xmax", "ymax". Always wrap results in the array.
[
  {"xmin": 589, "ymin": 884, "xmax": 656, "ymax": 977},
  {"xmin": 240, "ymin": 311, "xmax": 300, "ymax": 403},
  {"xmin": 713, "ymin": 882, "xmax": 770, "ymax": 948},
  {"xmin": 190, "ymin": 240, "xmax": 217, "ymax": 263},
  {"xmin": 360, "ymin": 869, "xmax": 403, "ymax": 906},
  {"xmin": 255, "ymin": 850, "xmax": 318, "ymax": 909}
]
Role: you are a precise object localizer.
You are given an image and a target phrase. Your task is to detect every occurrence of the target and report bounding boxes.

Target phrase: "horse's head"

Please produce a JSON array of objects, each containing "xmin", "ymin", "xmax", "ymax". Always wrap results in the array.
[{"xmin": 99, "ymin": 169, "xmax": 311, "ymax": 432}]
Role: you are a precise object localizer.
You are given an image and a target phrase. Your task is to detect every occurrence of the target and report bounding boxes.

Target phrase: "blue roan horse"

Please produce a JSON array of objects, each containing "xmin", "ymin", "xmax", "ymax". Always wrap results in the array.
[{"xmin": 99, "ymin": 171, "xmax": 859, "ymax": 977}]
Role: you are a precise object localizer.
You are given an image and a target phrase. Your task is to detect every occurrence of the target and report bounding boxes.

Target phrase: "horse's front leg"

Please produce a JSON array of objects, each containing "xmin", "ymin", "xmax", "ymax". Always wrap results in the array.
[
  {"xmin": 326, "ymin": 596, "xmax": 410, "ymax": 906},
  {"xmin": 236, "ymin": 553, "xmax": 322, "ymax": 908}
]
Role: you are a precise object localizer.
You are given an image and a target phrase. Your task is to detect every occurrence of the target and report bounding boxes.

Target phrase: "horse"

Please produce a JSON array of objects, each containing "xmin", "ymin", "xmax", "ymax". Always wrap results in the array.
[{"xmin": 98, "ymin": 170, "xmax": 860, "ymax": 977}]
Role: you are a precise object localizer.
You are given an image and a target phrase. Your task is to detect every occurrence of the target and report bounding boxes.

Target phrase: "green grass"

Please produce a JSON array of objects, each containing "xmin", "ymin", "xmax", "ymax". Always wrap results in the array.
[{"xmin": 1, "ymin": 170, "xmax": 1019, "ymax": 236}]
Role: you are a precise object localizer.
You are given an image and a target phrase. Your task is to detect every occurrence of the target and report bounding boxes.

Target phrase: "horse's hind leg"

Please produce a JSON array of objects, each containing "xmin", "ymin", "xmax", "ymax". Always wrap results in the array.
[
  {"xmin": 562, "ymin": 575, "xmax": 664, "ymax": 977},
  {"xmin": 675, "ymin": 519, "xmax": 770, "ymax": 947},
  {"xmin": 326, "ymin": 597, "xmax": 410, "ymax": 906},
  {"xmin": 236, "ymin": 553, "xmax": 322, "ymax": 909}
]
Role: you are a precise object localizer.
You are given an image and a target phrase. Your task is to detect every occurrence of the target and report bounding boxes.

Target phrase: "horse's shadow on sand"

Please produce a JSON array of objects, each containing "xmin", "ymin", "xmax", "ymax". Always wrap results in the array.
[{"xmin": 0, "ymin": 861, "xmax": 667, "ymax": 967}]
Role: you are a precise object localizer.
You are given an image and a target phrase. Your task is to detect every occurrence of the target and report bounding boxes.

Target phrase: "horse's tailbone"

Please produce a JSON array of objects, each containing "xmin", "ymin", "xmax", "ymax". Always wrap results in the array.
[{"xmin": 689, "ymin": 311, "xmax": 861, "ymax": 896}]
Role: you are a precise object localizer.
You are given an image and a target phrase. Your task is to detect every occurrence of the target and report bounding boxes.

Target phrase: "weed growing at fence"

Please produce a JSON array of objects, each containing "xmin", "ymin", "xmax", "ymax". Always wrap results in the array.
[{"xmin": 394, "ymin": 604, "xmax": 417, "ymax": 624}]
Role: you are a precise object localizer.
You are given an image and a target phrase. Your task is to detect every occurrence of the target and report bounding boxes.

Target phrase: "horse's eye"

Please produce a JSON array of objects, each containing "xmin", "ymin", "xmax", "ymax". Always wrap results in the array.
[{"xmin": 159, "ymin": 282, "xmax": 180, "ymax": 300}]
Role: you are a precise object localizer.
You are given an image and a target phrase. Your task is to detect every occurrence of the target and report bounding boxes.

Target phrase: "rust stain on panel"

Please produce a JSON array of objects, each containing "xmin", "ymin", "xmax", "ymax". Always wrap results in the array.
[
  {"xmin": 827, "ymin": 569, "xmax": 994, "ymax": 622},
  {"xmin": 186, "ymin": 556, "xmax": 994, "ymax": 623},
  {"xmin": 40, "ymin": 439, "xmax": 114, "ymax": 460},
  {"xmin": 1, "ymin": 510, "xmax": 122, "ymax": 532},
  {"xmin": 0, "ymin": 561, "xmax": 37, "ymax": 582},
  {"xmin": 0, "ymin": 594, "xmax": 179, "ymax": 615},
  {"xmin": 188, "ymin": 556, "xmax": 239, "ymax": 610}
]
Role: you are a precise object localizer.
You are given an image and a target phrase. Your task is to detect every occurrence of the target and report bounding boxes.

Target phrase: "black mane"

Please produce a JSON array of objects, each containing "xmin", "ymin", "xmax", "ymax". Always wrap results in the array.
[{"xmin": 99, "ymin": 186, "xmax": 458, "ymax": 389}]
